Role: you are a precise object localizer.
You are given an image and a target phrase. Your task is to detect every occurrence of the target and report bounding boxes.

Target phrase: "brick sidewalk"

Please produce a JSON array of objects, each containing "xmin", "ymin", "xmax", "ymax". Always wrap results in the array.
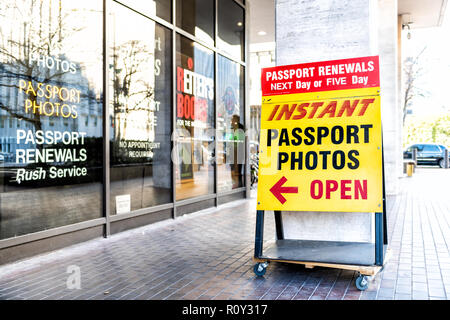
[{"xmin": 0, "ymin": 167, "xmax": 449, "ymax": 300}]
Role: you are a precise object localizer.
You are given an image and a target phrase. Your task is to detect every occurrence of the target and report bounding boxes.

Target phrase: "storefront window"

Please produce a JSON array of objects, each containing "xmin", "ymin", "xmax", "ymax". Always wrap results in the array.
[
  {"xmin": 109, "ymin": 2, "xmax": 172, "ymax": 214},
  {"xmin": 0, "ymin": 0, "xmax": 103, "ymax": 239},
  {"xmin": 116, "ymin": 0, "xmax": 172, "ymax": 22},
  {"xmin": 0, "ymin": 0, "xmax": 246, "ymax": 246},
  {"xmin": 175, "ymin": 35, "xmax": 215, "ymax": 200},
  {"xmin": 176, "ymin": 0, "xmax": 214, "ymax": 46},
  {"xmin": 217, "ymin": 55, "xmax": 245, "ymax": 192},
  {"xmin": 218, "ymin": 0, "xmax": 245, "ymax": 61}
]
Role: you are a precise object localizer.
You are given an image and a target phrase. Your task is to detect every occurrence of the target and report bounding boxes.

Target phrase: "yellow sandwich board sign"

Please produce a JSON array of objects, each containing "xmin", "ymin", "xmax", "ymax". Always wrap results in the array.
[{"xmin": 256, "ymin": 56, "xmax": 383, "ymax": 212}]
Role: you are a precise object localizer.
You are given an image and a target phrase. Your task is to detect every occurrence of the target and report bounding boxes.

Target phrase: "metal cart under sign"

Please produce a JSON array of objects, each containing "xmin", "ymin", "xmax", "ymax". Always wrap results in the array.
[
  {"xmin": 253, "ymin": 206, "xmax": 389, "ymax": 291},
  {"xmin": 252, "ymin": 56, "xmax": 389, "ymax": 291}
]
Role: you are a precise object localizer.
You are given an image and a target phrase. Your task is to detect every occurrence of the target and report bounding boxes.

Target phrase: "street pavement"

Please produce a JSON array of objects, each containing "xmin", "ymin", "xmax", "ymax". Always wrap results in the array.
[{"xmin": 0, "ymin": 167, "xmax": 449, "ymax": 300}]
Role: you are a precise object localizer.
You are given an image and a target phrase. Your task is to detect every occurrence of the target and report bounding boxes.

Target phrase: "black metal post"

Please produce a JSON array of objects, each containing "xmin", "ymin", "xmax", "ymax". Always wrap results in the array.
[
  {"xmin": 171, "ymin": 0, "xmax": 177, "ymax": 219},
  {"xmin": 254, "ymin": 210, "xmax": 265, "ymax": 258},
  {"xmin": 214, "ymin": 0, "xmax": 219, "ymax": 207},
  {"xmin": 274, "ymin": 211, "xmax": 284, "ymax": 240},
  {"xmin": 102, "ymin": 0, "xmax": 110, "ymax": 237},
  {"xmin": 382, "ymin": 143, "xmax": 388, "ymax": 245},
  {"xmin": 375, "ymin": 211, "xmax": 384, "ymax": 266}
]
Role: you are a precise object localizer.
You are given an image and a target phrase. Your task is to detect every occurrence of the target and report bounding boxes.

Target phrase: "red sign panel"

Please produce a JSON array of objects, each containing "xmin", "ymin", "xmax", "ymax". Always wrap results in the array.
[{"xmin": 261, "ymin": 56, "xmax": 380, "ymax": 96}]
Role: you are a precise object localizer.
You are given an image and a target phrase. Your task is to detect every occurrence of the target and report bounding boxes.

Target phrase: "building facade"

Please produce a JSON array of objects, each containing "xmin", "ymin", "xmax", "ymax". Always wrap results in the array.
[{"xmin": 0, "ymin": 0, "xmax": 249, "ymax": 264}]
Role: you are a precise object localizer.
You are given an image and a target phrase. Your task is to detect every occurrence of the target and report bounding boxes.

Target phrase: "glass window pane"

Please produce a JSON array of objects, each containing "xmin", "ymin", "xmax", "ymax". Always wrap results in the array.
[
  {"xmin": 0, "ymin": 0, "xmax": 103, "ymax": 239},
  {"xmin": 175, "ymin": 35, "xmax": 215, "ymax": 200},
  {"xmin": 109, "ymin": 2, "xmax": 172, "ymax": 213},
  {"xmin": 217, "ymin": 55, "xmax": 245, "ymax": 192},
  {"xmin": 218, "ymin": 0, "xmax": 245, "ymax": 61},
  {"xmin": 176, "ymin": 0, "xmax": 214, "ymax": 46},
  {"xmin": 423, "ymin": 145, "xmax": 439, "ymax": 152},
  {"xmin": 116, "ymin": 0, "xmax": 172, "ymax": 22}
]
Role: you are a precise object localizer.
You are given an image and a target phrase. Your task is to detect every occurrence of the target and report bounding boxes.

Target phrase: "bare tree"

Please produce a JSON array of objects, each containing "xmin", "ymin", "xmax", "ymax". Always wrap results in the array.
[
  {"xmin": 402, "ymin": 46, "xmax": 428, "ymax": 125},
  {"xmin": 0, "ymin": 1, "xmax": 88, "ymax": 134},
  {"xmin": 111, "ymin": 39, "xmax": 155, "ymax": 142}
]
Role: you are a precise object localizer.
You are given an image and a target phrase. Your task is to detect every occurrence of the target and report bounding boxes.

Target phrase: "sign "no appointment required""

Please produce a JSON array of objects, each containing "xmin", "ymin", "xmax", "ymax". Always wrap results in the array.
[{"xmin": 256, "ymin": 56, "xmax": 383, "ymax": 213}]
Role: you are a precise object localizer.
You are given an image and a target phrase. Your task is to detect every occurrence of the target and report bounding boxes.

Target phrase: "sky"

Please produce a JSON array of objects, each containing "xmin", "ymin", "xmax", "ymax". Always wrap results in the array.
[{"xmin": 402, "ymin": 8, "xmax": 450, "ymax": 118}]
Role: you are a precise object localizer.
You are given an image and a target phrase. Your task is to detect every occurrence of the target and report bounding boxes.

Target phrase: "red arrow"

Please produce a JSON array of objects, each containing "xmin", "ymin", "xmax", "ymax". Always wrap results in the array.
[{"xmin": 270, "ymin": 176, "xmax": 298, "ymax": 204}]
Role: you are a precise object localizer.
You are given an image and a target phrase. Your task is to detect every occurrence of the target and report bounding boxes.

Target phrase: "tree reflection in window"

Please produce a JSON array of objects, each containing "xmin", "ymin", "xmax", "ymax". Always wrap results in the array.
[
  {"xmin": 109, "ymin": 3, "xmax": 172, "ymax": 212},
  {"xmin": 0, "ymin": 0, "xmax": 103, "ymax": 239}
]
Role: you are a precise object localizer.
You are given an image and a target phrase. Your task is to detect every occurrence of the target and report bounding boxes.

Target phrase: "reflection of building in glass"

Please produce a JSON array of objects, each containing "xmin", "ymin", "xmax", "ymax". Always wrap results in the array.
[
  {"xmin": 0, "ymin": 59, "xmax": 102, "ymax": 159},
  {"xmin": 0, "ymin": 0, "xmax": 104, "ymax": 243},
  {"xmin": 108, "ymin": 3, "xmax": 172, "ymax": 212},
  {"xmin": 0, "ymin": 0, "xmax": 102, "ymax": 161},
  {"xmin": 175, "ymin": 35, "xmax": 216, "ymax": 200},
  {"xmin": 0, "ymin": 0, "xmax": 248, "ymax": 265},
  {"xmin": 110, "ymin": 34, "xmax": 156, "ymax": 145},
  {"xmin": 216, "ymin": 55, "xmax": 245, "ymax": 192}
]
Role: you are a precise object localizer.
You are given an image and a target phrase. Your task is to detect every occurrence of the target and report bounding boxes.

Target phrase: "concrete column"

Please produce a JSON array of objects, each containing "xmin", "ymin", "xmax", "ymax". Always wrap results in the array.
[
  {"xmin": 378, "ymin": 0, "xmax": 400, "ymax": 195},
  {"xmin": 275, "ymin": 0, "xmax": 399, "ymax": 242}
]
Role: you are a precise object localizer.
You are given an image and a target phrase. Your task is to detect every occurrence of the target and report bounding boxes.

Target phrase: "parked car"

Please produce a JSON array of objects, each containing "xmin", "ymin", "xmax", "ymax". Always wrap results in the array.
[
  {"xmin": 0, "ymin": 152, "xmax": 13, "ymax": 162},
  {"xmin": 403, "ymin": 143, "xmax": 450, "ymax": 168}
]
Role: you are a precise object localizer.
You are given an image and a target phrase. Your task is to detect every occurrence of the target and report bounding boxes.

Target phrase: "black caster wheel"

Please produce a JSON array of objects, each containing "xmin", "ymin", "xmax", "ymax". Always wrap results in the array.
[
  {"xmin": 253, "ymin": 263, "xmax": 267, "ymax": 277},
  {"xmin": 355, "ymin": 274, "xmax": 369, "ymax": 291}
]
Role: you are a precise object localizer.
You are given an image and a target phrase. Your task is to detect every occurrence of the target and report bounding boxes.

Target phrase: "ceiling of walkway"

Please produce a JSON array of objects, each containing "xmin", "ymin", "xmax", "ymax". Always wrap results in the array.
[
  {"xmin": 248, "ymin": 0, "xmax": 274, "ymax": 44},
  {"xmin": 248, "ymin": 0, "xmax": 448, "ymax": 45},
  {"xmin": 399, "ymin": 0, "xmax": 448, "ymax": 28}
]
